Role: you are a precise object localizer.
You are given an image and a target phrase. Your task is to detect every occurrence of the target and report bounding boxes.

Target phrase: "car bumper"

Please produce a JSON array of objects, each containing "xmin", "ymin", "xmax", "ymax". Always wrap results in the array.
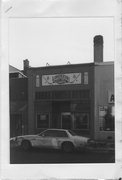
[{"xmin": 10, "ymin": 140, "xmax": 19, "ymax": 148}]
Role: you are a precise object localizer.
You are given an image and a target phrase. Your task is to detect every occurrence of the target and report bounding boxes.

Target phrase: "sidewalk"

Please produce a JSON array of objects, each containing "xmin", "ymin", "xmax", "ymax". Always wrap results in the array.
[{"xmin": 87, "ymin": 140, "xmax": 115, "ymax": 153}]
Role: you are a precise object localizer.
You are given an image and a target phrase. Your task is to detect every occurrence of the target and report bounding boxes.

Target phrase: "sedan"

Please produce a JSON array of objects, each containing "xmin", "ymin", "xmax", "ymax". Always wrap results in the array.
[{"xmin": 10, "ymin": 129, "xmax": 94, "ymax": 152}]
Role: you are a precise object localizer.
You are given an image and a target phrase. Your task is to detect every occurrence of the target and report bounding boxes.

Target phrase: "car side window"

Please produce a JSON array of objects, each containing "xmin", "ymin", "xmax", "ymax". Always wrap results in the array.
[
  {"xmin": 42, "ymin": 130, "xmax": 52, "ymax": 137},
  {"xmin": 56, "ymin": 131, "xmax": 68, "ymax": 137},
  {"xmin": 41, "ymin": 130, "xmax": 68, "ymax": 137}
]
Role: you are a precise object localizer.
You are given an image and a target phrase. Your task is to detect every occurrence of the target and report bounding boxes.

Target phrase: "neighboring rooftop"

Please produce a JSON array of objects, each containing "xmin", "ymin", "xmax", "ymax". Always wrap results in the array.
[
  {"xmin": 9, "ymin": 65, "xmax": 27, "ymax": 78},
  {"xmin": 9, "ymin": 65, "xmax": 21, "ymax": 73}
]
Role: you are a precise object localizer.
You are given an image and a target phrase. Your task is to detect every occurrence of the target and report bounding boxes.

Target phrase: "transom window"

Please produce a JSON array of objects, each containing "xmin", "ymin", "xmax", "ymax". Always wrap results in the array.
[{"xmin": 35, "ymin": 90, "xmax": 90, "ymax": 100}]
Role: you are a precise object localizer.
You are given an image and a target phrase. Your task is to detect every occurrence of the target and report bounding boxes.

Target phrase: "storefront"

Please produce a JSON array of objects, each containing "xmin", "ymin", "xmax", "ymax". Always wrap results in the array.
[
  {"xmin": 26, "ymin": 64, "xmax": 94, "ymax": 137},
  {"xmin": 35, "ymin": 89, "xmax": 91, "ymax": 133}
]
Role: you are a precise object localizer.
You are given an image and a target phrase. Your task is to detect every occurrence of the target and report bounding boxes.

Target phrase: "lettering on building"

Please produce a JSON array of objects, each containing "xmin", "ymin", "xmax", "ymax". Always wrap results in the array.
[
  {"xmin": 52, "ymin": 74, "xmax": 70, "ymax": 84},
  {"xmin": 108, "ymin": 92, "xmax": 114, "ymax": 103}
]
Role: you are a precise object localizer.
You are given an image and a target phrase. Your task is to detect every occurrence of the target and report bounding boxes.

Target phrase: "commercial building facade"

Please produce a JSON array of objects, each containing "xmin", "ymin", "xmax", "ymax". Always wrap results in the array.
[
  {"xmin": 9, "ymin": 35, "xmax": 114, "ymax": 141},
  {"xmin": 24, "ymin": 61, "xmax": 114, "ymax": 140},
  {"xmin": 26, "ymin": 63, "xmax": 94, "ymax": 138}
]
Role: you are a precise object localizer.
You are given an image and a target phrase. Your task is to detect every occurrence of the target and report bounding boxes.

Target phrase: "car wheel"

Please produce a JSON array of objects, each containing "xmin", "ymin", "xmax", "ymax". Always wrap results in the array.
[
  {"xmin": 62, "ymin": 142, "xmax": 74, "ymax": 153},
  {"xmin": 21, "ymin": 140, "xmax": 31, "ymax": 151}
]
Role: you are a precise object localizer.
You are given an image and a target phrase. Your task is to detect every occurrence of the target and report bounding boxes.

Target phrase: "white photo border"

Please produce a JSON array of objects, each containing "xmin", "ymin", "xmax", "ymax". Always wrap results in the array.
[{"xmin": 0, "ymin": 0, "xmax": 122, "ymax": 179}]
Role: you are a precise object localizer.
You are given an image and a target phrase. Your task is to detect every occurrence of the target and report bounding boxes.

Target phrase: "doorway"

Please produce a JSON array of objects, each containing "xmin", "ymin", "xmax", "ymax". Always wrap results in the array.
[
  {"xmin": 10, "ymin": 114, "xmax": 22, "ymax": 137},
  {"xmin": 52, "ymin": 101, "xmax": 71, "ymax": 128},
  {"xmin": 61, "ymin": 112, "xmax": 72, "ymax": 129}
]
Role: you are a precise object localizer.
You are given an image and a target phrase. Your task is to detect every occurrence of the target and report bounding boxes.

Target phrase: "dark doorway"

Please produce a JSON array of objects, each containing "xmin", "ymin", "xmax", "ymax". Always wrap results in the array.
[
  {"xmin": 52, "ymin": 101, "xmax": 71, "ymax": 128},
  {"xmin": 61, "ymin": 112, "xmax": 72, "ymax": 129},
  {"xmin": 10, "ymin": 114, "xmax": 22, "ymax": 137}
]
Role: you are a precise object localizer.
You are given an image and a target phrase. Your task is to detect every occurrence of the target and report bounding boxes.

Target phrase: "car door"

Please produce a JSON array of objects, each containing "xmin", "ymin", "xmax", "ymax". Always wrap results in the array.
[{"xmin": 36, "ymin": 130, "xmax": 57, "ymax": 148}]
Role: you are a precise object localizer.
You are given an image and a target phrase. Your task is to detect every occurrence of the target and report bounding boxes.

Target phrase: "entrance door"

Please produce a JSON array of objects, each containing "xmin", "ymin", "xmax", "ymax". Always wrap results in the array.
[
  {"xmin": 61, "ymin": 112, "xmax": 72, "ymax": 129},
  {"xmin": 52, "ymin": 101, "xmax": 71, "ymax": 128}
]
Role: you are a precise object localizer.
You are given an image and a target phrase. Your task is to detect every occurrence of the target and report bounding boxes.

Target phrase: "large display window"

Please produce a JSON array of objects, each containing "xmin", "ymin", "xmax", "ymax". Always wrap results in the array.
[
  {"xmin": 61, "ymin": 112, "xmax": 89, "ymax": 130},
  {"xmin": 74, "ymin": 113, "xmax": 89, "ymax": 130},
  {"xmin": 36, "ymin": 113, "xmax": 50, "ymax": 128}
]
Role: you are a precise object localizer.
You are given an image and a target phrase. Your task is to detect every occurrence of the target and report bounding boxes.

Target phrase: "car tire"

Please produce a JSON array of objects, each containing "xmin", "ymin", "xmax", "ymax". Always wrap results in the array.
[
  {"xmin": 62, "ymin": 142, "xmax": 74, "ymax": 153},
  {"xmin": 21, "ymin": 140, "xmax": 31, "ymax": 151}
]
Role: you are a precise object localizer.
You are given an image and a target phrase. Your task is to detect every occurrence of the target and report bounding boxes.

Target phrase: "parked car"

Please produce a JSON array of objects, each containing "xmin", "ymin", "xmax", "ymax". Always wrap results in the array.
[{"xmin": 10, "ymin": 129, "xmax": 94, "ymax": 152}]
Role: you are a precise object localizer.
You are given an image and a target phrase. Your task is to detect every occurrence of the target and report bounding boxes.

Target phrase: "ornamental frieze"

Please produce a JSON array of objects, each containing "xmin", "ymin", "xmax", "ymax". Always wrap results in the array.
[{"xmin": 42, "ymin": 73, "xmax": 81, "ymax": 86}]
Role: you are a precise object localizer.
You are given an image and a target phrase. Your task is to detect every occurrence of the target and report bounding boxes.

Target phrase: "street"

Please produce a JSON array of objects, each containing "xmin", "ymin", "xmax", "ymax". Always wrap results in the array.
[{"xmin": 10, "ymin": 147, "xmax": 115, "ymax": 164}]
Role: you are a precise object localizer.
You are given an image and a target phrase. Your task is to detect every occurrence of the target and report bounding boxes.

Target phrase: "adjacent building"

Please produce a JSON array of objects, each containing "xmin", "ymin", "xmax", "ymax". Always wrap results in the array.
[
  {"xmin": 9, "ymin": 35, "xmax": 114, "ymax": 141},
  {"xmin": 94, "ymin": 62, "xmax": 114, "ymax": 140},
  {"xmin": 9, "ymin": 65, "xmax": 28, "ymax": 137}
]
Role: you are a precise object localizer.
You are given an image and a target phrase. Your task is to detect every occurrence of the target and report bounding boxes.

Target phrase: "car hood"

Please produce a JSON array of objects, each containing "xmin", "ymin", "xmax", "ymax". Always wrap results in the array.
[{"xmin": 10, "ymin": 135, "xmax": 38, "ymax": 141}]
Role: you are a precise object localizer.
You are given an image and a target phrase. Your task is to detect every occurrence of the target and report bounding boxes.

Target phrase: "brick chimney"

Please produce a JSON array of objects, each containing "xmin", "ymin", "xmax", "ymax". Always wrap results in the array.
[
  {"xmin": 94, "ymin": 35, "xmax": 103, "ymax": 63},
  {"xmin": 23, "ymin": 59, "xmax": 29, "ymax": 71}
]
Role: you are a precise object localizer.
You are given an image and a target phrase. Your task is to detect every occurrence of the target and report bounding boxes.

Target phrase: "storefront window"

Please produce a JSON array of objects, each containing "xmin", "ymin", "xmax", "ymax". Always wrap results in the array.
[
  {"xmin": 36, "ymin": 113, "xmax": 49, "ymax": 128},
  {"xmin": 74, "ymin": 113, "xmax": 89, "ymax": 129}
]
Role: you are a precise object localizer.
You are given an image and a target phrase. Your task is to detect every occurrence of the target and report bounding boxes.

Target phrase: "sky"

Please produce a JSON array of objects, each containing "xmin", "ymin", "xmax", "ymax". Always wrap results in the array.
[{"xmin": 7, "ymin": 0, "xmax": 115, "ymax": 70}]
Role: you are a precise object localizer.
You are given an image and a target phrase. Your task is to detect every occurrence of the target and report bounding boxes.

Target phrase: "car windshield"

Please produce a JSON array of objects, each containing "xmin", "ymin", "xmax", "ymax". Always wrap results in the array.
[{"xmin": 68, "ymin": 130, "xmax": 76, "ymax": 136}]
